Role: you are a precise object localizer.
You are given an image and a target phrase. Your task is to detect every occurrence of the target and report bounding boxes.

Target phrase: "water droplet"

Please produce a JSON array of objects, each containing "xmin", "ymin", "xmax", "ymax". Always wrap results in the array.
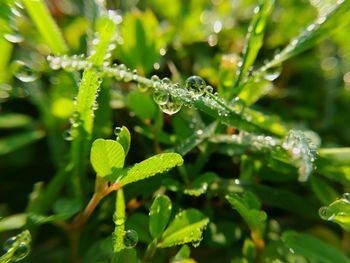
[
  {"xmin": 160, "ymin": 95, "xmax": 183, "ymax": 115},
  {"xmin": 114, "ymin": 126, "xmax": 122, "ymax": 136},
  {"xmin": 264, "ymin": 66, "xmax": 281, "ymax": 81},
  {"xmin": 319, "ymin": 206, "xmax": 329, "ymax": 220},
  {"xmin": 4, "ymin": 236, "xmax": 17, "ymax": 251},
  {"xmin": 64, "ymin": 129, "xmax": 73, "ymax": 141},
  {"xmin": 123, "ymin": 229, "xmax": 138, "ymax": 248},
  {"xmin": 13, "ymin": 243, "xmax": 30, "ymax": 261},
  {"xmin": 160, "ymin": 48, "xmax": 166, "ymax": 56},
  {"xmin": 4, "ymin": 33, "xmax": 23, "ymax": 43},
  {"xmin": 117, "ymin": 64, "xmax": 127, "ymax": 81},
  {"xmin": 342, "ymin": 193, "xmax": 350, "ymax": 202},
  {"xmin": 191, "ymin": 239, "xmax": 201, "ymax": 248},
  {"xmin": 213, "ymin": 20, "xmax": 222, "ymax": 33},
  {"xmin": 232, "ymin": 97, "xmax": 245, "ymax": 113},
  {"xmin": 153, "ymin": 90, "xmax": 169, "ymax": 105},
  {"xmin": 137, "ymin": 82, "xmax": 148, "ymax": 92},
  {"xmin": 153, "ymin": 62, "xmax": 160, "ymax": 70},
  {"xmin": 12, "ymin": 60, "xmax": 39, "ymax": 82},
  {"xmin": 151, "ymin": 75, "xmax": 160, "ymax": 83},
  {"xmin": 208, "ymin": 34, "xmax": 218, "ymax": 47},
  {"xmin": 185, "ymin": 75, "xmax": 206, "ymax": 96},
  {"xmin": 204, "ymin": 85, "xmax": 213, "ymax": 94},
  {"xmin": 123, "ymin": 69, "xmax": 132, "ymax": 82}
]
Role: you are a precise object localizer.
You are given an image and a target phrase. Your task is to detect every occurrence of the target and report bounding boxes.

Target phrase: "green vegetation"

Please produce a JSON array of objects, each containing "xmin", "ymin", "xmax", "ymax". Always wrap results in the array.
[{"xmin": 1, "ymin": 0, "xmax": 350, "ymax": 262}]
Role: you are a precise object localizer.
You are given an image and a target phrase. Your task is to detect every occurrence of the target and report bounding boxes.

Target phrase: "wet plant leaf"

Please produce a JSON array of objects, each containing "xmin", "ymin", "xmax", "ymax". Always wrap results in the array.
[
  {"xmin": 159, "ymin": 209, "xmax": 209, "ymax": 248},
  {"xmin": 281, "ymin": 231, "xmax": 349, "ymax": 263},
  {"xmin": 90, "ymin": 139, "xmax": 125, "ymax": 178},
  {"xmin": 119, "ymin": 153, "xmax": 183, "ymax": 186},
  {"xmin": 149, "ymin": 195, "xmax": 172, "ymax": 239}
]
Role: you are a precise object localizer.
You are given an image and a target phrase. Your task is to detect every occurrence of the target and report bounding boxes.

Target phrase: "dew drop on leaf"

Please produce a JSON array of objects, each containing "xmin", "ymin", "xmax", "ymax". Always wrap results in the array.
[
  {"xmin": 63, "ymin": 129, "xmax": 73, "ymax": 141},
  {"xmin": 12, "ymin": 60, "xmax": 39, "ymax": 83},
  {"xmin": 114, "ymin": 126, "xmax": 122, "ymax": 136},
  {"xmin": 191, "ymin": 239, "xmax": 201, "ymax": 248},
  {"xmin": 4, "ymin": 236, "xmax": 17, "ymax": 251},
  {"xmin": 264, "ymin": 66, "xmax": 281, "ymax": 81},
  {"xmin": 342, "ymin": 193, "xmax": 350, "ymax": 202},
  {"xmin": 4, "ymin": 33, "xmax": 23, "ymax": 43},
  {"xmin": 160, "ymin": 95, "xmax": 183, "ymax": 115},
  {"xmin": 319, "ymin": 206, "xmax": 330, "ymax": 220},
  {"xmin": 13, "ymin": 242, "xmax": 30, "ymax": 262},
  {"xmin": 204, "ymin": 85, "xmax": 213, "ymax": 94},
  {"xmin": 137, "ymin": 82, "xmax": 148, "ymax": 92},
  {"xmin": 185, "ymin": 75, "xmax": 206, "ymax": 96},
  {"xmin": 153, "ymin": 90, "xmax": 169, "ymax": 105},
  {"xmin": 123, "ymin": 229, "xmax": 138, "ymax": 249}
]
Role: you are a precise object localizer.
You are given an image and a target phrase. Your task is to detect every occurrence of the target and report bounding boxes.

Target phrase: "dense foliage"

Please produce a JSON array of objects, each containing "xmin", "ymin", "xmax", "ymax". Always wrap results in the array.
[{"xmin": 1, "ymin": 0, "xmax": 350, "ymax": 262}]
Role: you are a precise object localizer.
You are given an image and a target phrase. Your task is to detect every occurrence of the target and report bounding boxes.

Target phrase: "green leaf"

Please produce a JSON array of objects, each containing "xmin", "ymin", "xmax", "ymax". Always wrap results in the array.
[
  {"xmin": 310, "ymin": 176, "xmax": 339, "ymax": 205},
  {"xmin": 0, "ymin": 230, "xmax": 31, "ymax": 262},
  {"xmin": 159, "ymin": 209, "xmax": 209, "ymax": 248},
  {"xmin": 22, "ymin": 0, "xmax": 67, "ymax": 55},
  {"xmin": 0, "ymin": 214, "xmax": 27, "ymax": 232},
  {"xmin": 88, "ymin": 15, "xmax": 117, "ymax": 67},
  {"xmin": 126, "ymin": 213, "xmax": 151, "ymax": 243},
  {"xmin": 149, "ymin": 195, "xmax": 172, "ymax": 239},
  {"xmin": 116, "ymin": 126, "xmax": 131, "ymax": 156},
  {"xmin": 113, "ymin": 189, "xmax": 126, "ymax": 252},
  {"xmin": 319, "ymin": 148, "xmax": 350, "ymax": 166},
  {"xmin": 127, "ymin": 91, "xmax": 157, "ymax": 120},
  {"xmin": 52, "ymin": 198, "xmax": 82, "ymax": 217},
  {"xmin": 171, "ymin": 245, "xmax": 191, "ymax": 262},
  {"xmin": 226, "ymin": 193, "xmax": 267, "ymax": 242},
  {"xmin": 119, "ymin": 153, "xmax": 183, "ymax": 186},
  {"xmin": 111, "ymin": 248, "xmax": 138, "ymax": 263},
  {"xmin": 0, "ymin": 129, "xmax": 45, "ymax": 155},
  {"xmin": 117, "ymin": 10, "xmax": 163, "ymax": 74},
  {"xmin": 319, "ymin": 194, "xmax": 350, "ymax": 232},
  {"xmin": 172, "ymin": 122, "xmax": 217, "ymax": 156},
  {"xmin": 281, "ymin": 231, "xmax": 349, "ymax": 263},
  {"xmin": 90, "ymin": 139, "xmax": 125, "ymax": 178},
  {"xmin": 0, "ymin": 113, "xmax": 33, "ymax": 129},
  {"xmin": 232, "ymin": 0, "xmax": 275, "ymax": 93},
  {"xmin": 184, "ymin": 172, "xmax": 218, "ymax": 197}
]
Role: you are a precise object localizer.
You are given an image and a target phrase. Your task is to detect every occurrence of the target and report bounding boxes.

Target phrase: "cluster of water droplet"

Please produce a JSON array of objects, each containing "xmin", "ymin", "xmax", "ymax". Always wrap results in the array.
[
  {"xmin": 150, "ymin": 75, "xmax": 225, "ymax": 116},
  {"xmin": 3, "ymin": 1, "xmax": 24, "ymax": 44},
  {"xmin": 319, "ymin": 193, "xmax": 350, "ymax": 223},
  {"xmin": 150, "ymin": 76, "xmax": 183, "ymax": 115},
  {"xmin": 103, "ymin": 64, "xmax": 137, "ymax": 83},
  {"xmin": 282, "ymin": 130, "xmax": 317, "ymax": 182},
  {"xmin": 64, "ymin": 111, "xmax": 82, "ymax": 141},
  {"xmin": 47, "ymin": 54, "xmax": 91, "ymax": 71},
  {"xmin": 217, "ymin": 131, "xmax": 279, "ymax": 150},
  {"xmin": 2, "ymin": 230, "xmax": 31, "ymax": 262}
]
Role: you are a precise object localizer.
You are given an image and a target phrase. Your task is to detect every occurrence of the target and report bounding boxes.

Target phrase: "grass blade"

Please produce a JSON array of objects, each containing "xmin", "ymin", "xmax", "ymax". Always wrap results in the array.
[
  {"xmin": 231, "ymin": 0, "xmax": 275, "ymax": 96},
  {"xmin": 22, "ymin": 0, "xmax": 67, "ymax": 55}
]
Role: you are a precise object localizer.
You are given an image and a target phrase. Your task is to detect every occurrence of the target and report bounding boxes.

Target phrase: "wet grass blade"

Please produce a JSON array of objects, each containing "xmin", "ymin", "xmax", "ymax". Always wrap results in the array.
[
  {"xmin": 22, "ymin": 0, "xmax": 67, "ymax": 55},
  {"xmin": 264, "ymin": 0, "xmax": 350, "ymax": 69},
  {"xmin": 69, "ymin": 15, "xmax": 117, "ymax": 198},
  {"xmin": 236, "ymin": 0, "xmax": 350, "ymax": 104},
  {"xmin": 231, "ymin": 0, "xmax": 275, "ymax": 97}
]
